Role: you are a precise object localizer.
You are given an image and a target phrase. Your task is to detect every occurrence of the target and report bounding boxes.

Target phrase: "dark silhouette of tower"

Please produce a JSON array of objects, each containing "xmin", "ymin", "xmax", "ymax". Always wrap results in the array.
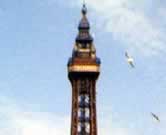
[{"xmin": 67, "ymin": 4, "xmax": 101, "ymax": 135}]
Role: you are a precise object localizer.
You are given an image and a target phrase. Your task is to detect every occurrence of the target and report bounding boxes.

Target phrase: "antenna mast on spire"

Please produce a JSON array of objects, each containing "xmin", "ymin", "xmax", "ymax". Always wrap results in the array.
[
  {"xmin": 83, "ymin": 0, "xmax": 85, "ymax": 5},
  {"xmin": 81, "ymin": 0, "xmax": 87, "ymax": 15}
]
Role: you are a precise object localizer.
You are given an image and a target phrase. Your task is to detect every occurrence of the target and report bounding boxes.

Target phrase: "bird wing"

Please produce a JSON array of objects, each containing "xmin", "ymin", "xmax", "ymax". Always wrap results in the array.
[
  {"xmin": 129, "ymin": 61, "xmax": 135, "ymax": 68},
  {"xmin": 151, "ymin": 113, "xmax": 160, "ymax": 122},
  {"xmin": 125, "ymin": 52, "xmax": 129, "ymax": 58}
]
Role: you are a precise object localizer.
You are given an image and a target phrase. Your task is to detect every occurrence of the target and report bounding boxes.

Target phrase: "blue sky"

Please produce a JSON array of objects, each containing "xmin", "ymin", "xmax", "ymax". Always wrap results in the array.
[{"xmin": 0, "ymin": 0, "xmax": 166, "ymax": 135}]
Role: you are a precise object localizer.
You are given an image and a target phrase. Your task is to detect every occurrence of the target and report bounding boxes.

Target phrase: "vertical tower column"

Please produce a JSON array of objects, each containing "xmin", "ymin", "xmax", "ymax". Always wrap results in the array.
[
  {"xmin": 71, "ymin": 79, "xmax": 79, "ymax": 135},
  {"xmin": 68, "ymin": 4, "xmax": 101, "ymax": 135},
  {"xmin": 90, "ymin": 79, "xmax": 97, "ymax": 135}
]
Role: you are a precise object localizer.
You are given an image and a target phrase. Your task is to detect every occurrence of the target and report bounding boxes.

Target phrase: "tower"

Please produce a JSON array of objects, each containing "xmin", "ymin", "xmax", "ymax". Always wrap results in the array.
[{"xmin": 67, "ymin": 4, "xmax": 101, "ymax": 135}]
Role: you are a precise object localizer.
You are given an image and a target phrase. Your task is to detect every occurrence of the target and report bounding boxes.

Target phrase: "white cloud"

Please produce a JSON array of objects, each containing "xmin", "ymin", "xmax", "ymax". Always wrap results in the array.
[
  {"xmin": 1, "ymin": 95, "xmax": 166, "ymax": 135},
  {"xmin": 0, "ymin": 96, "xmax": 70, "ymax": 135},
  {"xmin": 99, "ymin": 118, "xmax": 135, "ymax": 135},
  {"xmin": 0, "ymin": 96, "xmax": 136, "ymax": 135},
  {"xmin": 73, "ymin": 0, "xmax": 166, "ymax": 56}
]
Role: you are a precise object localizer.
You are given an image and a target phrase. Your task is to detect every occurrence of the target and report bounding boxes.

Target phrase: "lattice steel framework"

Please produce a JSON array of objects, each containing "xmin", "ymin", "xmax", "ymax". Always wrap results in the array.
[{"xmin": 67, "ymin": 4, "xmax": 101, "ymax": 135}]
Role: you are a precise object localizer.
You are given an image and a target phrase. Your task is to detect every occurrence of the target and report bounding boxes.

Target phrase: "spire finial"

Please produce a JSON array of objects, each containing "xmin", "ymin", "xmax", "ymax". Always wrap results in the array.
[
  {"xmin": 83, "ymin": 0, "xmax": 85, "ymax": 5},
  {"xmin": 82, "ymin": 0, "xmax": 87, "ymax": 15}
]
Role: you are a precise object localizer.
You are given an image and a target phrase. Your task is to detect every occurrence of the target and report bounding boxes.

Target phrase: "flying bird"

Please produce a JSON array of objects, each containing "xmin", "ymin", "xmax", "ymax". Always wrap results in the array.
[
  {"xmin": 151, "ymin": 112, "xmax": 160, "ymax": 122},
  {"xmin": 125, "ymin": 52, "xmax": 135, "ymax": 68}
]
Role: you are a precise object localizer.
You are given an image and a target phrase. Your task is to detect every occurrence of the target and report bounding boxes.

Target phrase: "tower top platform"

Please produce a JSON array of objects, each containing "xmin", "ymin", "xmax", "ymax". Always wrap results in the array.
[{"xmin": 68, "ymin": 4, "xmax": 101, "ymax": 73}]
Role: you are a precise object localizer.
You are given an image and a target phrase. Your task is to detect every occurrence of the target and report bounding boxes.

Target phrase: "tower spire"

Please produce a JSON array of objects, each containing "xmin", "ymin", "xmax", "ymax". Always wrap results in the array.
[
  {"xmin": 68, "ymin": 4, "xmax": 101, "ymax": 135},
  {"xmin": 82, "ymin": 1, "xmax": 87, "ymax": 15},
  {"xmin": 76, "ymin": 3, "xmax": 93, "ymax": 44}
]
